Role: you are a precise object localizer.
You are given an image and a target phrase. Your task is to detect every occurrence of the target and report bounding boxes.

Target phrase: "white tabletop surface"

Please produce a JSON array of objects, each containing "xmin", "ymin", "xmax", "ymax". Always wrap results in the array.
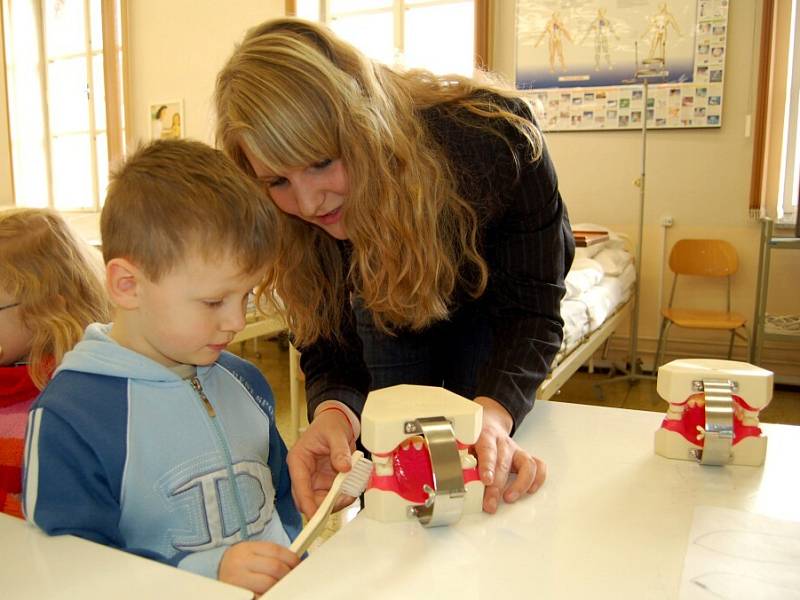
[
  {"xmin": 0, "ymin": 512, "xmax": 252, "ymax": 599},
  {"xmin": 266, "ymin": 400, "xmax": 800, "ymax": 600}
]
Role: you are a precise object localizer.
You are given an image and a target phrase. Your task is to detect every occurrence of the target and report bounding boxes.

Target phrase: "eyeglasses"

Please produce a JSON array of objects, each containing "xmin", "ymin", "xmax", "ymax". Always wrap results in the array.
[{"xmin": 0, "ymin": 302, "xmax": 20, "ymax": 312}]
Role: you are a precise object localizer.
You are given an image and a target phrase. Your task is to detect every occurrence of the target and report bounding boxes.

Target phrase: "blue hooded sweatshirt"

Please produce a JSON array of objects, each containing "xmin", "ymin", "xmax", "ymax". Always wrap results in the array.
[{"xmin": 23, "ymin": 323, "xmax": 301, "ymax": 580}]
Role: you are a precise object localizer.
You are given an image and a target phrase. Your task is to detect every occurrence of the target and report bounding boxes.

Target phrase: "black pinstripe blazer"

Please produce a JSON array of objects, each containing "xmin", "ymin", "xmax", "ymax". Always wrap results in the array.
[{"xmin": 301, "ymin": 95, "xmax": 575, "ymax": 431}]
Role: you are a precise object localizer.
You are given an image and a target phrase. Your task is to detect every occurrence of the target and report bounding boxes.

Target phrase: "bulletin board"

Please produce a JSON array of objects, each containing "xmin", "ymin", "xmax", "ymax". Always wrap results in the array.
[{"xmin": 515, "ymin": 0, "xmax": 729, "ymax": 131}]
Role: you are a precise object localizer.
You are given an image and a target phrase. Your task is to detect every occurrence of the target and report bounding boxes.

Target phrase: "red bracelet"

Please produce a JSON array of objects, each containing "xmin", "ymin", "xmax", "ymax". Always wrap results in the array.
[{"xmin": 316, "ymin": 405, "xmax": 356, "ymax": 442}]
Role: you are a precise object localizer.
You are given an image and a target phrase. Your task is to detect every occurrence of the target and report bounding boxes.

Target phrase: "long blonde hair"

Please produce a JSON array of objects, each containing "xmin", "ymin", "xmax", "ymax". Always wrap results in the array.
[
  {"xmin": 215, "ymin": 18, "xmax": 543, "ymax": 346},
  {"xmin": 0, "ymin": 208, "xmax": 111, "ymax": 388}
]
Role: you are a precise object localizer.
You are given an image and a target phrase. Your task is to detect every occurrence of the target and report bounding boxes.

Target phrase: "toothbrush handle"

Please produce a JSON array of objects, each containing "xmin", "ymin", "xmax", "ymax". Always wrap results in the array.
[{"xmin": 289, "ymin": 471, "xmax": 345, "ymax": 556}]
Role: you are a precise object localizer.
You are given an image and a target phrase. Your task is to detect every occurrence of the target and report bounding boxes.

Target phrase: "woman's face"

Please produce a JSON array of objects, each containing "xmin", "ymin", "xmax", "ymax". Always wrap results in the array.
[{"xmin": 242, "ymin": 144, "xmax": 350, "ymax": 240}]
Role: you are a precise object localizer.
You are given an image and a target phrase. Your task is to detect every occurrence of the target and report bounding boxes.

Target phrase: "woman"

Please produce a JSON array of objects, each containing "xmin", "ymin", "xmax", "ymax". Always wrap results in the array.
[{"xmin": 215, "ymin": 18, "xmax": 574, "ymax": 519}]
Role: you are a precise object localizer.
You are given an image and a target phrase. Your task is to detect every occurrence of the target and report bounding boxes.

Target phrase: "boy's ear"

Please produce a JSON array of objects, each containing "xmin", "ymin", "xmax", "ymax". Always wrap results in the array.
[{"xmin": 106, "ymin": 258, "xmax": 142, "ymax": 309}]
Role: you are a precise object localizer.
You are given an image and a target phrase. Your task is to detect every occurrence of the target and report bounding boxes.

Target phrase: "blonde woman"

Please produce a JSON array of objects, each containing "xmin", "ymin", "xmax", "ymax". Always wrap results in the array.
[
  {"xmin": 0, "ymin": 208, "xmax": 110, "ymax": 517},
  {"xmin": 215, "ymin": 18, "xmax": 574, "ymax": 519}
]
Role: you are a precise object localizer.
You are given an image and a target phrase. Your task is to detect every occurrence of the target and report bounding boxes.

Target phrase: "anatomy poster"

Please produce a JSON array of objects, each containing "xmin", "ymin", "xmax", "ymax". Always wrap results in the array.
[{"xmin": 516, "ymin": 0, "xmax": 729, "ymax": 131}]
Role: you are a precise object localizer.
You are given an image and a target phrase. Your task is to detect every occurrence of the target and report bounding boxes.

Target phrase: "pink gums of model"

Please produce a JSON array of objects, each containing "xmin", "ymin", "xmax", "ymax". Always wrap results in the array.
[{"xmin": 368, "ymin": 438, "xmax": 480, "ymax": 504}]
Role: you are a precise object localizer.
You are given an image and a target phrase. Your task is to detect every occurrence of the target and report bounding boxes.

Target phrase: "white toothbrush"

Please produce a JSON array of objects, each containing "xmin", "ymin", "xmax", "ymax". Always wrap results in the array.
[{"xmin": 290, "ymin": 450, "xmax": 373, "ymax": 556}]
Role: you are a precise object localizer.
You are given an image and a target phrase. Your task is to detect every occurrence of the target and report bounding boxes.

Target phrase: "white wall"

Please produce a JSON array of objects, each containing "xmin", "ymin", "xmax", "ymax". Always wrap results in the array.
[
  {"xmin": 494, "ymin": 1, "xmax": 800, "ymax": 377},
  {"xmin": 125, "ymin": 0, "xmax": 285, "ymax": 146},
  {"xmin": 0, "ymin": 17, "xmax": 13, "ymax": 206}
]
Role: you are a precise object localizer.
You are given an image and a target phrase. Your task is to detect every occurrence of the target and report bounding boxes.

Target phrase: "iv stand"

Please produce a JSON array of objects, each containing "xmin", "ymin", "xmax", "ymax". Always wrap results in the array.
[{"xmin": 596, "ymin": 48, "xmax": 667, "ymax": 392}]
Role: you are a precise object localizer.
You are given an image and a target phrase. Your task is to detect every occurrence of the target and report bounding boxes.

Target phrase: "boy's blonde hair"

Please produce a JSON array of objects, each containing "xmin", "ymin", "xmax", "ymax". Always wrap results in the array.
[
  {"xmin": 0, "ymin": 208, "xmax": 111, "ymax": 388},
  {"xmin": 215, "ymin": 18, "xmax": 543, "ymax": 346},
  {"xmin": 102, "ymin": 139, "xmax": 277, "ymax": 282}
]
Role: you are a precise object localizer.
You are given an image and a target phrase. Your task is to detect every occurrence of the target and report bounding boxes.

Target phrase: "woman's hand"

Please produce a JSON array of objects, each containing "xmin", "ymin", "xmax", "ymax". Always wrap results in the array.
[
  {"xmin": 286, "ymin": 407, "xmax": 357, "ymax": 520},
  {"xmin": 473, "ymin": 396, "xmax": 547, "ymax": 513}
]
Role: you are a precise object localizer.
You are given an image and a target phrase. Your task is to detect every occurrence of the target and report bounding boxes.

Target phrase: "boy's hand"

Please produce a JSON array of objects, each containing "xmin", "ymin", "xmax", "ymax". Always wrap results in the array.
[
  {"xmin": 287, "ymin": 408, "xmax": 356, "ymax": 520},
  {"xmin": 218, "ymin": 540, "xmax": 300, "ymax": 595},
  {"xmin": 473, "ymin": 396, "xmax": 547, "ymax": 513}
]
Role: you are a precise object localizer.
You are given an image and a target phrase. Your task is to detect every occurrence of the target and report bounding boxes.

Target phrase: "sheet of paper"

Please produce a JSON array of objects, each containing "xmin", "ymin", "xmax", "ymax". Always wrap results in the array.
[{"xmin": 680, "ymin": 506, "xmax": 800, "ymax": 599}]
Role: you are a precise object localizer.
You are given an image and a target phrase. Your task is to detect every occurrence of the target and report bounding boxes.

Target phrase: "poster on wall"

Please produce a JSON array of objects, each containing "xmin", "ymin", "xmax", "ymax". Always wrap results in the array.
[
  {"xmin": 149, "ymin": 100, "xmax": 184, "ymax": 140},
  {"xmin": 516, "ymin": 0, "xmax": 729, "ymax": 131}
]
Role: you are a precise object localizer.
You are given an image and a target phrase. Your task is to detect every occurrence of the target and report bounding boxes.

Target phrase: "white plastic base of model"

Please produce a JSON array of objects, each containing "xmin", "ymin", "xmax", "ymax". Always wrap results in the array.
[
  {"xmin": 654, "ymin": 428, "xmax": 768, "ymax": 466},
  {"xmin": 361, "ymin": 385, "xmax": 482, "ymax": 454},
  {"xmin": 363, "ymin": 480, "xmax": 484, "ymax": 522},
  {"xmin": 656, "ymin": 358, "xmax": 773, "ymax": 409}
]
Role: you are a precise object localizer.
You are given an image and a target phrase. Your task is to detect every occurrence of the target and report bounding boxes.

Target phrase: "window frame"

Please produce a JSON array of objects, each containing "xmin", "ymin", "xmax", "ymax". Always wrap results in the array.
[
  {"xmin": 778, "ymin": 0, "xmax": 799, "ymax": 222},
  {"xmin": 286, "ymin": 0, "xmax": 489, "ymax": 71},
  {"xmin": 42, "ymin": 0, "xmax": 103, "ymax": 210},
  {"xmin": 2, "ymin": 0, "xmax": 125, "ymax": 213}
]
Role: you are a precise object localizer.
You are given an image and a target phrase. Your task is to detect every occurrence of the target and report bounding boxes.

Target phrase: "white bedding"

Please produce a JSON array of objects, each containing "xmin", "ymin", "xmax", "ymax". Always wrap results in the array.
[
  {"xmin": 560, "ymin": 299, "xmax": 591, "ymax": 356},
  {"xmin": 553, "ymin": 236, "xmax": 635, "ymax": 367},
  {"xmin": 594, "ymin": 247, "xmax": 634, "ymax": 276},
  {"xmin": 564, "ymin": 258, "xmax": 604, "ymax": 299}
]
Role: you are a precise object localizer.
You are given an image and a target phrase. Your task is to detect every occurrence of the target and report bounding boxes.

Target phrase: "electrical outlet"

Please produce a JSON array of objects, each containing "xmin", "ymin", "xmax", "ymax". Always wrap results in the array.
[{"xmin": 661, "ymin": 215, "xmax": 674, "ymax": 227}]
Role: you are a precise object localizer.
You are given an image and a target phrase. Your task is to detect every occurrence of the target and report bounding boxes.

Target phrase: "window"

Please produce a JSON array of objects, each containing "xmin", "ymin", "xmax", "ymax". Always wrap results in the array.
[
  {"xmin": 292, "ymin": 0, "xmax": 485, "ymax": 77},
  {"xmin": 777, "ymin": 0, "xmax": 800, "ymax": 222},
  {"xmin": 2, "ymin": 0, "xmax": 125, "ymax": 211}
]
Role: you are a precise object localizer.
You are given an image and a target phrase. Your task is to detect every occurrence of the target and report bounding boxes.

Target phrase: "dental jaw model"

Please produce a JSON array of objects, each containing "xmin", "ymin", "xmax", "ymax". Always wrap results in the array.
[
  {"xmin": 655, "ymin": 359, "xmax": 773, "ymax": 466},
  {"xmin": 361, "ymin": 385, "xmax": 484, "ymax": 527}
]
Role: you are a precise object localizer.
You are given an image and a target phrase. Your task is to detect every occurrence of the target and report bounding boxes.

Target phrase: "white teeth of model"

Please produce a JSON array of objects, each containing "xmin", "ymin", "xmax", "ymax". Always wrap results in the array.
[
  {"xmin": 373, "ymin": 455, "xmax": 394, "ymax": 476},
  {"xmin": 666, "ymin": 404, "xmax": 684, "ymax": 420},
  {"xmin": 459, "ymin": 448, "xmax": 477, "ymax": 469},
  {"xmin": 412, "ymin": 436, "xmax": 424, "ymax": 451},
  {"xmin": 740, "ymin": 411, "xmax": 759, "ymax": 427},
  {"xmin": 688, "ymin": 397, "xmax": 704, "ymax": 408}
]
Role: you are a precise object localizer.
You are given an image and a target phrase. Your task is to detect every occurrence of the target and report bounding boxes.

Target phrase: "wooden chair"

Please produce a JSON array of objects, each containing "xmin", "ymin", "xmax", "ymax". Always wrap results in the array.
[{"xmin": 654, "ymin": 239, "xmax": 747, "ymax": 370}]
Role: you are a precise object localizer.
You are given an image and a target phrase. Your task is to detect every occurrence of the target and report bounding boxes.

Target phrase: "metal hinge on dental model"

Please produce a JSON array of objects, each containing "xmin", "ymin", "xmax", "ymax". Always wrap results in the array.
[
  {"xmin": 404, "ymin": 416, "xmax": 466, "ymax": 527},
  {"xmin": 690, "ymin": 379, "xmax": 736, "ymax": 466}
]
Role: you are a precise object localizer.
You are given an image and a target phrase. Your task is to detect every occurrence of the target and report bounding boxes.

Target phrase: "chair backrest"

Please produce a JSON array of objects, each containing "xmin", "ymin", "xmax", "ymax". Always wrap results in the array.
[{"xmin": 668, "ymin": 239, "xmax": 738, "ymax": 277}]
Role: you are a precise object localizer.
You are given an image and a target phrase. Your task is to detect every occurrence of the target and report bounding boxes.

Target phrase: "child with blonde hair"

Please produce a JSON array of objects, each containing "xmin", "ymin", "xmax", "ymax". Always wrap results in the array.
[
  {"xmin": 0, "ymin": 208, "xmax": 110, "ymax": 518},
  {"xmin": 23, "ymin": 139, "xmax": 301, "ymax": 596}
]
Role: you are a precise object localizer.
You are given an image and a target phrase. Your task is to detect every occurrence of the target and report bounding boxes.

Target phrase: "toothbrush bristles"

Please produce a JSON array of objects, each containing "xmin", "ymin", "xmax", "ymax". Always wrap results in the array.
[{"xmin": 340, "ymin": 456, "xmax": 374, "ymax": 497}]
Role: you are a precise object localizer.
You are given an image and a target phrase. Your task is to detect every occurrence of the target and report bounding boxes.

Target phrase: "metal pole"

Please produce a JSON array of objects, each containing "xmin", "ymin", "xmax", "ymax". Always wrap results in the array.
[
  {"xmin": 594, "ymin": 55, "xmax": 664, "ymax": 393},
  {"xmin": 628, "ymin": 78, "xmax": 648, "ymax": 377}
]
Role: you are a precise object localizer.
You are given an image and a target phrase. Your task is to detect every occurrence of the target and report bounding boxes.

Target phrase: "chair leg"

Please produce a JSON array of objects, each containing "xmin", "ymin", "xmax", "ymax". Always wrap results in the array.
[
  {"xmin": 654, "ymin": 319, "xmax": 671, "ymax": 372},
  {"xmin": 727, "ymin": 330, "xmax": 735, "ymax": 359}
]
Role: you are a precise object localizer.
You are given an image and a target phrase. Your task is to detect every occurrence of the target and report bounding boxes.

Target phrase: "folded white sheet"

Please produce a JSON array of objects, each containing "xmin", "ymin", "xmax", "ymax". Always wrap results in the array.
[
  {"xmin": 617, "ymin": 262, "xmax": 636, "ymax": 293},
  {"xmin": 594, "ymin": 247, "xmax": 634, "ymax": 276},
  {"xmin": 564, "ymin": 258, "xmax": 605, "ymax": 299},
  {"xmin": 579, "ymin": 286, "xmax": 614, "ymax": 331},
  {"xmin": 553, "ymin": 240, "xmax": 635, "ymax": 369},
  {"xmin": 560, "ymin": 299, "xmax": 590, "ymax": 346}
]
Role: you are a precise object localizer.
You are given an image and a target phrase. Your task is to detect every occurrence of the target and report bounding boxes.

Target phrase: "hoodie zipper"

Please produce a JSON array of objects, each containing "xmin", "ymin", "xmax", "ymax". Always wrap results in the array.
[{"xmin": 189, "ymin": 376, "xmax": 250, "ymax": 540}]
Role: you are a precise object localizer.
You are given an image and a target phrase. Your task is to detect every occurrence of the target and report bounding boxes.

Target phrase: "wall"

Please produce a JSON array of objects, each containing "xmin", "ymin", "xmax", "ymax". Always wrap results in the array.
[
  {"xmin": 2, "ymin": 0, "xmax": 797, "ymax": 375},
  {"xmin": 0, "ymin": 10, "xmax": 13, "ymax": 206},
  {"xmin": 494, "ymin": 1, "xmax": 799, "ymax": 378},
  {"xmin": 125, "ymin": 0, "xmax": 284, "ymax": 146}
]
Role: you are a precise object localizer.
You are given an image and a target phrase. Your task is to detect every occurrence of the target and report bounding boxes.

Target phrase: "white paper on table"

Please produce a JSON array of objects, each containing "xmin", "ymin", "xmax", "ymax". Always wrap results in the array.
[{"xmin": 680, "ymin": 506, "xmax": 800, "ymax": 599}]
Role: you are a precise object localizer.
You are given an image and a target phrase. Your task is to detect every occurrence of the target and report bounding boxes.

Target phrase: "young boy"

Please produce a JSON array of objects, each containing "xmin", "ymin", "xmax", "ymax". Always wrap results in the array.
[{"xmin": 23, "ymin": 139, "xmax": 301, "ymax": 596}]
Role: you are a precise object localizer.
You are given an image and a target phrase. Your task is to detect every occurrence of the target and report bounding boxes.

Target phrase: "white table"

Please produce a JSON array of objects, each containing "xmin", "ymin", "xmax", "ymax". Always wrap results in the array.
[
  {"xmin": 267, "ymin": 400, "xmax": 800, "ymax": 599},
  {"xmin": 0, "ymin": 513, "xmax": 252, "ymax": 599}
]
